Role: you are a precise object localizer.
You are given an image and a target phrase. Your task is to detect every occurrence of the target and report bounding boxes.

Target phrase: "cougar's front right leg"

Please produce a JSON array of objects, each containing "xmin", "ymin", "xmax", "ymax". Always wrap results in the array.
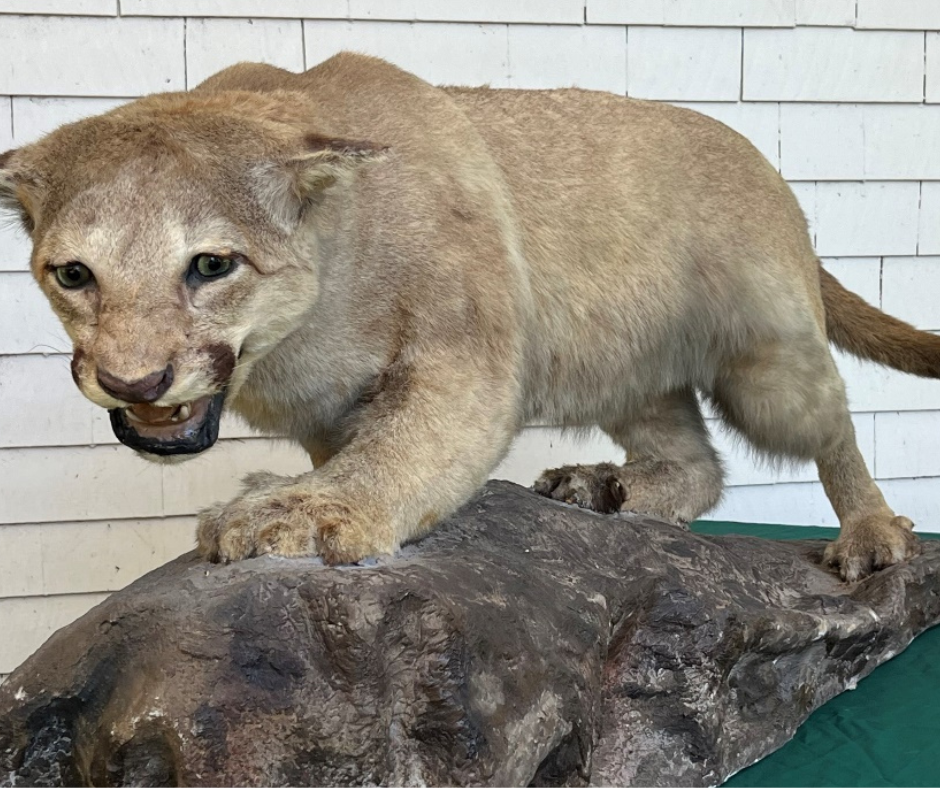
[{"xmin": 534, "ymin": 388, "xmax": 724, "ymax": 524}]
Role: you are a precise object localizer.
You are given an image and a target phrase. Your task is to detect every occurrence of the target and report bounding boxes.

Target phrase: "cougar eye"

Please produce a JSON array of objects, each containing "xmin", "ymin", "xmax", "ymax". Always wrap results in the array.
[
  {"xmin": 189, "ymin": 253, "xmax": 236, "ymax": 281},
  {"xmin": 54, "ymin": 262, "xmax": 94, "ymax": 289}
]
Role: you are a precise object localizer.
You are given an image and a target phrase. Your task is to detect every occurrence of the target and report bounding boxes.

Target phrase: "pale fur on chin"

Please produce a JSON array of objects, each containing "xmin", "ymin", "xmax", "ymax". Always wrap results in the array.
[
  {"xmin": 138, "ymin": 451, "xmax": 203, "ymax": 466},
  {"xmin": 0, "ymin": 53, "xmax": 931, "ymax": 580}
]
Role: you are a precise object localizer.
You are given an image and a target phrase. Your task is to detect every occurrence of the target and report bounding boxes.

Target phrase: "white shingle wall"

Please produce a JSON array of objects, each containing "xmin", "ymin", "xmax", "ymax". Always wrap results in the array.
[{"xmin": 1, "ymin": 2, "xmax": 939, "ymax": 672}]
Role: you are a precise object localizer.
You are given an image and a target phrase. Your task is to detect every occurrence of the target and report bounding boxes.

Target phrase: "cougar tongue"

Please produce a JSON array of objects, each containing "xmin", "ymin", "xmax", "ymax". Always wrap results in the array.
[{"xmin": 126, "ymin": 403, "xmax": 181, "ymax": 425}]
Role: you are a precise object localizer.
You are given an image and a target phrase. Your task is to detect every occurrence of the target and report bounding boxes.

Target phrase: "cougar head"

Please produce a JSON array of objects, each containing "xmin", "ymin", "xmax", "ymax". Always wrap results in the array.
[{"xmin": 0, "ymin": 90, "xmax": 384, "ymax": 458}]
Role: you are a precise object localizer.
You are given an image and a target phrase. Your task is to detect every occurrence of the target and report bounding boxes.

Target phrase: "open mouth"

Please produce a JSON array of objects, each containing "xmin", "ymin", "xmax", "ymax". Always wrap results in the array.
[{"xmin": 109, "ymin": 391, "xmax": 226, "ymax": 456}]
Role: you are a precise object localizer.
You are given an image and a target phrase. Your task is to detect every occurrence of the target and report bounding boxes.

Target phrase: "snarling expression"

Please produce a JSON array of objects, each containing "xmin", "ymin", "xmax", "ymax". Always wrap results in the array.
[{"xmin": 0, "ymin": 91, "xmax": 382, "ymax": 459}]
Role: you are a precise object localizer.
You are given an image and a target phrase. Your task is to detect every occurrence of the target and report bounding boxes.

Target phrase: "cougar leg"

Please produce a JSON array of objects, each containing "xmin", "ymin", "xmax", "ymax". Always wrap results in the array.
[
  {"xmin": 534, "ymin": 388, "xmax": 724, "ymax": 524},
  {"xmin": 711, "ymin": 336, "xmax": 919, "ymax": 582}
]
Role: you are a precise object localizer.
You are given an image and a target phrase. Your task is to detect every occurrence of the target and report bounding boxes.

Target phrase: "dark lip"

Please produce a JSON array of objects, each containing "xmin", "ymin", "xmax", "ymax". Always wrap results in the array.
[{"xmin": 109, "ymin": 390, "xmax": 226, "ymax": 456}]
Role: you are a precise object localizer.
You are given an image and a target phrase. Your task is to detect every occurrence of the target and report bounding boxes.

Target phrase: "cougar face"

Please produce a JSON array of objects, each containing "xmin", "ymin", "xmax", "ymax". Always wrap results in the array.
[
  {"xmin": 42, "ymin": 162, "xmax": 314, "ymax": 458},
  {"xmin": 0, "ymin": 93, "xmax": 367, "ymax": 459}
]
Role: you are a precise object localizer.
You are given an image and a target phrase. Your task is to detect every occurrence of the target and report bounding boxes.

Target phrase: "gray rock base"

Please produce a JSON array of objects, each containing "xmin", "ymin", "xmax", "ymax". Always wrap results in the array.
[{"xmin": 1, "ymin": 481, "xmax": 939, "ymax": 786}]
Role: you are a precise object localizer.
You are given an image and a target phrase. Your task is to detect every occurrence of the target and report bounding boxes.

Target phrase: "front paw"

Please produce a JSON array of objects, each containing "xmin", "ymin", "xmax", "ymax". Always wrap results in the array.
[
  {"xmin": 533, "ymin": 463, "xmax": 626, "ymax": 514},
  {"xmin": 197, "ymin": 473, "xmax": 396, "ymax": 565}
]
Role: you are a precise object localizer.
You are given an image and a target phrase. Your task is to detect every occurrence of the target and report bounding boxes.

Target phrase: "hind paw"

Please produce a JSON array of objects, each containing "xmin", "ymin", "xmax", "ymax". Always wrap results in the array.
[{"xmin": 825, "ymin": 514, "xmax": 920, "ymax": 582}]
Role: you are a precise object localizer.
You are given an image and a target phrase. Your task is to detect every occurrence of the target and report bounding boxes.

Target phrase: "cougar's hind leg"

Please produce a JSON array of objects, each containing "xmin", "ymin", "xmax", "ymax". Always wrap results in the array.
[
  {"xmin": 533, "ymin": 388, "xmax": 725, "ymax": 524},
  {"xmin": 711, "ymin": 336, "xmax": 919, "ymax": 582}
]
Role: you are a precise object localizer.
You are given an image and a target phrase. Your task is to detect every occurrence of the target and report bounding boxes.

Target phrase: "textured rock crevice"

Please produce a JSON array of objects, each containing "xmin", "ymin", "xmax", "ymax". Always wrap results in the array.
[{"xmin": 1, "ymin": 481, "xmax": 939, "ymax": 786}]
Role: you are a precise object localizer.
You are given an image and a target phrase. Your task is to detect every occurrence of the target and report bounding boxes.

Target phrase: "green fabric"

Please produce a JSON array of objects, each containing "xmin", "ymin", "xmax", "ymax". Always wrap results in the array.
[{"xmin": 688, "ymin": 521, "xmax": 940, "ymax": 787}]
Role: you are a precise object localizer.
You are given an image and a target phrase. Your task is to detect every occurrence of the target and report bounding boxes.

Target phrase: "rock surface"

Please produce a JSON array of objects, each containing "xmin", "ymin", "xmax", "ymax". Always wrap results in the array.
[{"xmin": 2, "ymin": 481, "xmax": 939, "ymax": 787}]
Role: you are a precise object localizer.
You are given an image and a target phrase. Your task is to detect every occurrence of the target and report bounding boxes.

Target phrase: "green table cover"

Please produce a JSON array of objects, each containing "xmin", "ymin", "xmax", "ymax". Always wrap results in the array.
[{"xmin": 688, "ymin": 521, "xmax": 940, "ymax": 787}]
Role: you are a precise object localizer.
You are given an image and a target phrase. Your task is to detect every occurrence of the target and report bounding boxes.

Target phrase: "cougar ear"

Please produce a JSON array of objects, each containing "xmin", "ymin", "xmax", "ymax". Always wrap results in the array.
[
  {"xmin": 0, "ymin": 148, "xmax": 42, "ymax": 234},
  {"xmin": 255, "ymin": 135, "xmax": 388, "ymax": 232},
  {"xmin": 291, "ymin": 134, "xmax": 388, "ymax": 194}
]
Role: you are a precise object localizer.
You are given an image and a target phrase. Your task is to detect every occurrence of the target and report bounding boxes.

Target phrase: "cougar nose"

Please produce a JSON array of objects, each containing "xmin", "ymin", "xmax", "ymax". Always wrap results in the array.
[{"xmin": 96, "ymin": 365, "xmax": 174, "ymax": 404}]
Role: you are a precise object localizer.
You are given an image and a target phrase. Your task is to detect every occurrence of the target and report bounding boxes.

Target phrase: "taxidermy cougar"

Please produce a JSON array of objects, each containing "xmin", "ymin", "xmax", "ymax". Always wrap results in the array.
[{"xmin": 1, "ymin": 53, "xmax": 931, "ymax": 581}]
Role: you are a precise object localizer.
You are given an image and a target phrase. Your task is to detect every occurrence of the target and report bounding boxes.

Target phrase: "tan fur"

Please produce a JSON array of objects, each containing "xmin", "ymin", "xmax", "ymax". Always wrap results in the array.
[
  {"xmin": 0, "ymin": 54, "xmax": 930, "ymax": 581},
  {"xmin": 820, "ymin": 266, "xmax": 940, "ymax": 377}
]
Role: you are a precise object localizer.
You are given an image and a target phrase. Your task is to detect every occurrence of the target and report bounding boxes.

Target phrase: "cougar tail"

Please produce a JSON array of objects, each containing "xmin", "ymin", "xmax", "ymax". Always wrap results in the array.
[{"xmin": 820, "ymin": 264, "xmax": 940, "ymax": 378}]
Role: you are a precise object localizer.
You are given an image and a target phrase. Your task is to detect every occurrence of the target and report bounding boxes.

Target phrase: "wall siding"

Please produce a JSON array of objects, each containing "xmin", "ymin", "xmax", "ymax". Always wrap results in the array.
[{"xmin": 1, "ymin": 2, "xmax": 939, "ymax": 678}]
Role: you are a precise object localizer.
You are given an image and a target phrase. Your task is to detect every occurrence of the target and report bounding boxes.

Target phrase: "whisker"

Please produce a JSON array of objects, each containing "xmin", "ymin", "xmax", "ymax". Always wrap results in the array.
[{"xmin": 24, "ymin": 344, "xmax": 70, "ymax": 355}]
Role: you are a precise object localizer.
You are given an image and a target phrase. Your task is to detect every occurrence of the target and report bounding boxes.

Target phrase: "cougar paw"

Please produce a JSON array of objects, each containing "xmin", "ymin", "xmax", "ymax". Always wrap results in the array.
[
  {"xmin": 824, "ymin": 514, "xmax": 920, "ymax": 582},
  {"xmin": 197, "ymin": 475, "xmax": 395, "ymax": 565},
  {"xmin": 533, "ymin": 463, "xmax": 626, "ymax": 514}
]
